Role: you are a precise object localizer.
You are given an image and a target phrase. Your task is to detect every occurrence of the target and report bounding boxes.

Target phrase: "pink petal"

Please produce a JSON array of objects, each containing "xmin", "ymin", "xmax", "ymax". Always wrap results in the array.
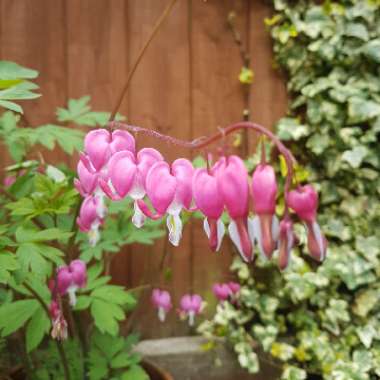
[
  {"xmin": 217, "ymin": 156, "xmax": 249, "ymax": 219},
  {"xmin": 110, "ymin": 130, "xmax": 135, "ymax": 154},
  {"xmin": 146, "ymin": 161, "xmax": 177, "ymax": 214},
  {"xmin": 108, "ymin": 151, "xmax": 137, "ymax": 198},
  {"xmin": 193, "ymin": 168, "xmax": 224, "ymax": 220},
  {"xmin": 172, "ymin": 158, "xmax": 194, "ymax": 210},
  {"xmin": 84, "ymin": 129, "xmax": 111, "ymax": 171},
  {"xmin": 287, "ymin": 185, "xmax": 318, "ymax": 223},
  {"xmin": 77, "ymin": 161, "xmax": 98, "ymax": 195},
  {"xmin": 252, "ymin": 164, "xmax": 277, "ymax": 214}
]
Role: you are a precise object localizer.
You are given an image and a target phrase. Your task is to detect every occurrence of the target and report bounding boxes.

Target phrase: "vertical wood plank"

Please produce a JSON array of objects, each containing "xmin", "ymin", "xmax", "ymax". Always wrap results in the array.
[
  {"xmin": 190, "ymin": 0, "xmax": 248, "ymax": 318},
  {"xmin": 66, "ymin": 0, "xmax": 131, "ymax": 285},
  {"xmin": 0, "ymin": 0, "xmax": 67, "ymax": 165},
  {"xmin": 127, "ymin": 0, "xmax": 192, "ymax": 338},
  {"xmin": 249, "ymin": 2, "xmax": 287, "ymax": 138}
]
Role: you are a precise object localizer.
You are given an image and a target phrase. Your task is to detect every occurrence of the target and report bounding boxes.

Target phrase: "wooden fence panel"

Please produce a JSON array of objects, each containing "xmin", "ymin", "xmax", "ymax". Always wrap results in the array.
[{"xmin": 0, "ymin": 0, "xmax": 287, "ymax": 338}]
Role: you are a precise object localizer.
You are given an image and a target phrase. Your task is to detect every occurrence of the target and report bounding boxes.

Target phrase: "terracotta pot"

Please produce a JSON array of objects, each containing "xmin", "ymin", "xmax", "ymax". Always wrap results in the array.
[{"xmin": 8, "ymin": 360, "xmax": 173, "ymax": 380}]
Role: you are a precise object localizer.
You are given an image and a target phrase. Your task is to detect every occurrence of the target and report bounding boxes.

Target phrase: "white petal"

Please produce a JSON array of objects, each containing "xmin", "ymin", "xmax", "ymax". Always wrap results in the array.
[
  {"xmin": 272, "ymin": 215, "xmax": 280, "ymax": 242},
  {"xmin": 188, "ymin": 311, "xmax": 195, "ymax": 327},
  {"xmin": 95, "ymin": 192, "xmax": 107, "ymax": 219},
  {"xmin": 167, "ymin": 214, "xmax": 183, "ymax": 247},
  {"xmin": 158, "ymin": 307, "xmax": 166, "ymax": 322},
  {"xmin": 228, "ymin": 221, "xmax": 247, "ymax": 262},
  {"xmin": 203, "ymin": 218, "xmax": 225, "ymax": 252},
  {"xmin": 132, "ymin": 200, "xmax": 146, "ymax": 228},
  {"xmin": 252, "ymin": 216, "xmax": 266, "ymax": 259},
  {"xmin": 312, "ymin": 221, "xmax": 325, "ymax": 261},
  {"xmin": 129, "ymin": 178, "xmax": 145, "ymax": 200},
  {"xmin": 203, "ymin": 218, "xmax": 211, "ymax": 239},
  {"xmin": 88, "ymin": 222, "xmax": 100, "ymax": 246},
  {"xmin": 216, "ymin": 219, "xmax": 225, "ymax": 251},
  {"xmin": 67, "ymin": 287, "xmax": 77, "ymax": 306}
]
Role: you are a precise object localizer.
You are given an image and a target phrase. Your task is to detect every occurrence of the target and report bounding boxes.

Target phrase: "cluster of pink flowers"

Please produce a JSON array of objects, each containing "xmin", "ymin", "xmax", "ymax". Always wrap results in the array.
[
  {"xmin": 48, "ymin": 260, "xmax": 87, "ymax": 340},
  {"xmin": 151, "ymin": 282, "xmax": 240, "ymax": 325},
  {"xmin": 212, "ymin": 281, "xmax": 240, "ymax": 303},
  {"xmin": 76, "ymin": 128, "xmax": 327, "ymax": 269},
  {"xmin": 151, "ymin": 289, "xmax": 205, "ymax": 326}
]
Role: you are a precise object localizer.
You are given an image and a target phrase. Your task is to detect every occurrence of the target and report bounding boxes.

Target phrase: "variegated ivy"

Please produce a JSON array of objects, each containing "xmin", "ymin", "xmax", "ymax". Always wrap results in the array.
[{"xmin": 200, "ymin": 1, "xmax": 380, "ymax": 379}]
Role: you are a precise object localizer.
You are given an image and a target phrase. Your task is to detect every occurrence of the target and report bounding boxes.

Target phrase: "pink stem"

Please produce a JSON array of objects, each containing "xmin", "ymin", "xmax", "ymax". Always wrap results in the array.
[{"xmin": 108, "ymin": 121, "xmax": 296, "ymax": 200}]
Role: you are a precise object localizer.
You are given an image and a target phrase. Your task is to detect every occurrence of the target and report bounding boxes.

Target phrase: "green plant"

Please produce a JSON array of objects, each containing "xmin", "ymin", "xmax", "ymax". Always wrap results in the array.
[
  {"xmin": 0, "ymin": 62, "xmax": 163, "ymax": 380},
  {"xmin": 201, "ymin": 1, "xmax": 380, "ymax": 379}
]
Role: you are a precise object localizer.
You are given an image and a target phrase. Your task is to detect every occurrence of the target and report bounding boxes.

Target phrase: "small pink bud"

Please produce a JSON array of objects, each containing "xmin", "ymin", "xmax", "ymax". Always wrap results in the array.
[
  {"xmin": 212, "ymin": 283, "xmax": 231, "ymax": 301},
  {"xmin": 3, "ymin": 176, "xmax": 16, "ymax": 187},
  {"xmin": 227, "ymin": 282, "xmax": 240, "ymax": 295}
]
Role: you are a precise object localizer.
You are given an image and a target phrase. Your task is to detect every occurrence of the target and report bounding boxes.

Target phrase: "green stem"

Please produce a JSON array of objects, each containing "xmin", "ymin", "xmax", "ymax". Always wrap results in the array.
[{"xmin": 23, "ymin": 282, "xmax": 71, "ymax": 380}]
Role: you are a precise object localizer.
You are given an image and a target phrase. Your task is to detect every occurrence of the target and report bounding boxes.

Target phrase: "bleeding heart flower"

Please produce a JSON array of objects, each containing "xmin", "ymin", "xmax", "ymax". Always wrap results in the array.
[
  {"xmin": 216, "ymin": 156, "xmax": 254, "ymax": 262},
  {"xmin": 141, "ymin": 158, "xmax": 194, "ymax": 246},
  {"xmin": 192, "ymin": 163, "xmax": 225, "ymax": 252},
  {"xmin": 56, "ymin": 260, "xmax": 87, "ymax": 306},
  {"xmin": 76, "ymin": 195, "xmax": 105, "ymax": 246},
  {"xmin": 151, "ymin": 289, "xmax": 172, "ymax": 322},
  {"xmin": 82, "ymin": 129, "xmax": 135, "ymax": 172},
  {"xmin": 287, "ymin": 185, "xmax": 327, "ymax": 261},
  {"xmin": 278, "ymin": 218, "xmax": 298, "ymax": 270},
  {"xmin": 100, "ymin": 148, "xmax": 163, "ymax": 228},
  {"xmin": 227, "ymin": 281, "xmax": 241, "ymax": 296},
  {"xmin": 212, "ymin": 283, "xmax": 231, "ymax": 302},
  {"xmin": 49, "ymin": 301, "xmax": 68, "ymax": 340},
  {"xmin": 74, "ymin": 160, "xmax": 99, "ymax": 197},
  {"xmin": 251, "ymin": 164, "xmax": 279, "ymax": 259},
  {"xmin": 179, "ymin": 294, "xmax": 204, "ymax": 327},
  {"xmin": 3, "ymin": 175, "xmax": 16, "ymax": 187}
]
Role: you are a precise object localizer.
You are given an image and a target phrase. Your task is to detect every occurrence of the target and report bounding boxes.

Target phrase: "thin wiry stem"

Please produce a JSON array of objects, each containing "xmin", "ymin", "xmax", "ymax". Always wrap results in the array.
[
  {"xmin": 109, "ymin": 0, "xmax": 178, "ymax": 121},
  {"xmin": 23, "ymin": 283, "xmax": 71, "ymax": 380}
]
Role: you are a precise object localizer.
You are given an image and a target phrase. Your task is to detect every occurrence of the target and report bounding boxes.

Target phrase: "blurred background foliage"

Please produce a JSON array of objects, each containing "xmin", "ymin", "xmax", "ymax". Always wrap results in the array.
[{"xmin": 201, "ymin": 1, "xmax": 380, "ymax": 379}]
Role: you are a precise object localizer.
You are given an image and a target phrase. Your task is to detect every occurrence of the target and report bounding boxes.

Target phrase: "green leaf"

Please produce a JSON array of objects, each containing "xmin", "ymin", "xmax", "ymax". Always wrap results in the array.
[
  {"xmin": 0, "ymin": 61, "xmax": 38, "ymax": 80},
  {"xmin": 0, "ymin": 251, "xmax": 19, "ymax": 284},
  {"xmin": 345, "ymin": 23, "xmax": 369, "ymax": 41},
  {"xmin": 26, "ymin": 306, "xmax": 50, "ymax": 352},
  {"xmin": 348, "ymin": 97, "xmax": 380, "ymax": 123},
  {"xmin": 281, "ymin": 366, "xmax": 307, "ymax": 380},
  {"xmin": 121, "ymin": 365, "xmax": 149, "ymax": 380},
  {"xmin": 342, "ymin": 146, "xmax": 368, "ymax": 168},
  {"xmin": 0, "ymin": 299, "xmax": 39, "ymax": 336},
  {"xmin": 15, "ymin": 227, "xmax": 73, "ymax": 243},
  {"xmin": 0, "ymin": 100, "xmax": 23, "ymax": 113},
  {"xmin": 363, "ymin": 39, "xmax": 380, "ymax": 63},
  {"xmin": 91, "ymin": 285, "xmax": 136, "ymax": 306},
  {"xmin": 91, "ymin": 299, "xmax": 125, "ymax": 336}
]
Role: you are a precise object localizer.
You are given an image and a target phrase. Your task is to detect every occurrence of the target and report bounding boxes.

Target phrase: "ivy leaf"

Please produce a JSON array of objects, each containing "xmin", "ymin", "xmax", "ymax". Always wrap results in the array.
[
  {"xmin": 281, "ymin": 366, "xmax": 307, "ymax": 380},
  {"xmin": 26, "ymin": 306, "xmax": 50, "ymax": 352},
  {"xmin": 363, "ymin": 39, "xmax": 380, "ymax": 63},
  {"xmin": 348, "ymin": 97, "xmax": 380, "ymax": 123},
  {"xmin": 341, "ymin": 146, "xmax": 368, "ymax": 168},
  {"xmin": 0, "ymin": 299, "xmax": 39, "ymax": 337},
  {"xmin": 277, "ymin": 118, "xmax": 308, "ymax": 141},
  {"xmin": 345, "ymin": 23, "xmax": 369, "ymax": 41}
]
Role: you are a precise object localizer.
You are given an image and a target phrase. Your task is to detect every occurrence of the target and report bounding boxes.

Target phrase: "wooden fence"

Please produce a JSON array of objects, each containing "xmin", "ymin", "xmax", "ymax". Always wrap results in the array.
[{"xmin": 0, "ymin": 0, "xmax": 287, "ymax": 337}]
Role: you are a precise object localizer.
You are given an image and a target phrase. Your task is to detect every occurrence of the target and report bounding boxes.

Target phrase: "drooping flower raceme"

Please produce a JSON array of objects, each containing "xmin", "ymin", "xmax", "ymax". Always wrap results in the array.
[
  {"xmin": 56, "ymin": 260, "xmax": 87, "ymax": 306},
  {"xmin": 151, "ymin": 289, "xmax": 172, "ymax": 322},
  {"xmin": 251, "ymin": 164, "xmax": 279, "ymax": 259},
  {"xmin": 142, "ymin": 159, "xmax": 194, "ymax": 246},
  {"xmin": 287, "ymin": 185, "xmax": 327, "ymax": 261},
  {"xmin": 100, "ymin": 148, "xmax": 163, "ymax": 228},
  {"xmin": 77, "ymin": 195, "xmax": 105, "ymax": 246},
  {"xmin": 179, "ymin": 294, "xmax": 204, "ymax": 326},
  {"xmin": 216, "ymin": 156, "xmax": 254, "ymax": 263}
]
